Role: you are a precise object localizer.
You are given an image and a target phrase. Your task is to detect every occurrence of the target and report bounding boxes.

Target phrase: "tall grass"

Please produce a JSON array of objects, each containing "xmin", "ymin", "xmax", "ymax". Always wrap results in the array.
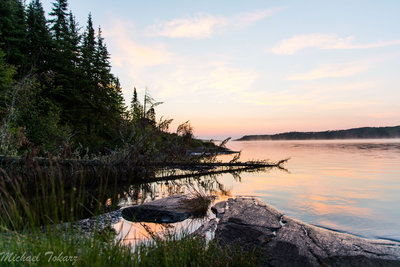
[
  {"xmin": 0, "ymin": 227, "xmax": 260, "ymax": 267},
  {"xmin": 0, "ymin": 157, "xmax": 260, "ymax": 266}
]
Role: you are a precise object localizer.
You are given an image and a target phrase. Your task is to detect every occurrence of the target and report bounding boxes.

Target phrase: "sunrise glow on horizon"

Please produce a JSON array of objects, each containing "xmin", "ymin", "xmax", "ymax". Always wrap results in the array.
[{"xmin": 42, "ymin": 0, "xmax": 400, "ymax": 139}]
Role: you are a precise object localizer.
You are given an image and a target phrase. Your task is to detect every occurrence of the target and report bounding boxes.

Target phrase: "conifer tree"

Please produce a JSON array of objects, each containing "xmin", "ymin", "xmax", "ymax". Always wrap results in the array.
[
  {"xmin": 81, "ymin": 13, "xmax": 96, "ymax": 78},
  {"xmin": 79, "ymin": 13, "xmax": 97, "ymax": 136},
  {"xmin": 26, "ymin": 0, "xmax": 53, "ymax": 72},
  {"xmin": 67, "ymin": 12, "xmax": 81, "ymax": 67},
  {"xmin": 130, "ymin": 87, "xmax": 142, "ymax": 121},
  {"xmin": 66, "ymin": 12, "xmax": 82, "ymax": 102},
  {"xmin": 92, "ymin": 25, "xmax": 124, "ymax": 144},
  {"xmin": 48, "ymin": 0, "xmax": 81, "ymax": 126},
  {"xmin": 49, "ymin": 0, "xmax": 69, "ymax": 42}
]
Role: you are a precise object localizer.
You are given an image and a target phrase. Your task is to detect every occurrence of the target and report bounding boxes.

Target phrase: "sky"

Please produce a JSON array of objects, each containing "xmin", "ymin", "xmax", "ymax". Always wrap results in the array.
[{"xmin": 41, "ymin": 0, "xmax": 400, "ymax": 139}]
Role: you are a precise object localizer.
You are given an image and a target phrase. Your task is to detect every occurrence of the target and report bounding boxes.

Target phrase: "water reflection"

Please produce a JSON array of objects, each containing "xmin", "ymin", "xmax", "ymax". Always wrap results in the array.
[
  {"xmin": 114, "ymin": 215, "xmax": 212, "ymax": 246},
  {"xmin": 218, "ymin": 139, "xmax": 400, "ymax": 241}
]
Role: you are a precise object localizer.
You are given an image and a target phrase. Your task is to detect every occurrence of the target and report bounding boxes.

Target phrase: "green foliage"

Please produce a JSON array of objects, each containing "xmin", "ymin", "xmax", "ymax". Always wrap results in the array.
[
  {"xmin": 0, "ymin": 48, "xmax": 15, "ymax": 117},
  {"xmin": 0, "ymin": 0, "xmax": 125, "ymax": 153},
  {"xmin": 0, "ymin": 0, "xmax": 27, "ymax": 73},
  {"xmin": 14, "ymin": 80, "xmax": 71, "ymax": 153},
  {"xmin": 0, "ymin": 0, "xmax": 209, "ymax": 157}
]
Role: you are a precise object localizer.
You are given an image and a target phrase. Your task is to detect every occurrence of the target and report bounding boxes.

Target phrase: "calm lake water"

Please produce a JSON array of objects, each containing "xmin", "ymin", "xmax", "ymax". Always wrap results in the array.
[
  {"xmin": 114, "ymin": 139, "xmax": 400, "ymax": 244},
  {"xmin": 219, "ymin": 139, "xmax": 400, "ymax": 241}
]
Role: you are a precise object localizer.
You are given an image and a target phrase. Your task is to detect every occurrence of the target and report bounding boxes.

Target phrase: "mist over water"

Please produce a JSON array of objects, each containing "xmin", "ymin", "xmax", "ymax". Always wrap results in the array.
[{"xmin": 219, "ymin": 139, "xmax": 400, "ymax": 241}]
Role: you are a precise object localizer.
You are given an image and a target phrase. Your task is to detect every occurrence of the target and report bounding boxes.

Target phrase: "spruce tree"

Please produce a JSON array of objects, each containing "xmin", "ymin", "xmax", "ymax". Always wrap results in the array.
[
  {"xmin": 81, "ymin": 13, "xmax": 96, "ymax": 78},
  {"xmin": 26, "ymin": 0, "xmax": 53, "ymax": 72},
  {"xmin": 48, "ymin": 0, "xmax": 80, "ymax": 127},
  {"xmin": 67, "ymin": 12, "xmax": 81, "ymax": 68},
  {"xmin": 92, "ymin": 25, "xmax": 124, "ymax": 144},
  {"xmin": 49, "ymin": 0, "xmax": 69, "ymax": 42},
  {"xmin": 130, "ymin": 87, "xmax": 142, "ymax": 121},
  {"xmin": 95, "ymin": 26, "xmax": 112, "ymax": 87},
  {"xmin": 66, "ymin": 12, "xmax": 82, "ymax": 111},
  {"xmin": 79, "ymin": 13, "xmax": 97, "ymax": 136}
]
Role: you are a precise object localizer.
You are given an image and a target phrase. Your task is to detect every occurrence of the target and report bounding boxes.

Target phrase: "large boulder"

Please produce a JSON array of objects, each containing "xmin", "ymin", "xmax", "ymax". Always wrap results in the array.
[{"xmin": 199, "ymin": 197, "xmax": 400, "ymax": 267}]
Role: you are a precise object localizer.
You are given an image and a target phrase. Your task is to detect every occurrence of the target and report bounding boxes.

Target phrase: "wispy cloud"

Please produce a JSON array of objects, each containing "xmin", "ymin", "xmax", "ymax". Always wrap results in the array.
[
  {"xmin": 150, "ymin": 14, "xmax": 228, "ymax": 39},
  {"xmin": 155, "ymin": 61, "xmax": 259, "ymax": 99},
  {"xmin": 104, "ymin": 20, "xmax": 173, "ymax": 69},
  {"xmin": 286, "ymin": 61, "xmax": 372, "ymax": 80},
  {"xmin": 273, "ymin": 33, "xmax": 400, "ymax": 55},
  {"xmin": 102, "ymin": 19, "xmax": 175, "ymax": 100},
  {"xmin": 150, "ymin": 8, "xmax": 284, "ymax": 39},
  {"xmin": 235, "ymin": 8, "xmax": 285, "ymax": 28}
]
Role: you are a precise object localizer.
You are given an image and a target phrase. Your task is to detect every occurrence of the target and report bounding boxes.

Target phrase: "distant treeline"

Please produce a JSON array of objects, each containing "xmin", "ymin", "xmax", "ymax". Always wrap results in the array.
[{"xmin": 236, "ymin": 126, "xmax": 400, "ymax": 141}]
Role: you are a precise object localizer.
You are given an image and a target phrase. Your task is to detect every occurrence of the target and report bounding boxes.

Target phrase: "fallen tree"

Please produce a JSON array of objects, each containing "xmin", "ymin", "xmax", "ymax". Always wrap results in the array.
[{"xmin": 0, "ymin": 154, "xmax": 289, "ymax": 188}]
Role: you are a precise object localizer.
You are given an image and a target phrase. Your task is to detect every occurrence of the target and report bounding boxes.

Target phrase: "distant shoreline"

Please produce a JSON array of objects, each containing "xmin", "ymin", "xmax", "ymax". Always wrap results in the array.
[{"xmin": 236, "ymin": 126, "xmax": 400, "ymax": 141}]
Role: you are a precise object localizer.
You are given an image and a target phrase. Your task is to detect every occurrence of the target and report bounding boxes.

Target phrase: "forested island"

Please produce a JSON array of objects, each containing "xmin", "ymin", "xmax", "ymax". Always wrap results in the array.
[{"xmin": 237, "ymin": 126, "xmax": 400, "ymax": 141}]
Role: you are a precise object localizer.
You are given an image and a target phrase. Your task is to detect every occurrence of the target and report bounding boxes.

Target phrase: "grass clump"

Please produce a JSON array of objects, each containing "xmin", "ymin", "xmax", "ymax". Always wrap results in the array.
[
  {"xmin": 0, "ymin": 228, "xmax": 260, "ymax": 267},
  {"xmin": 180, "ymin": 187, "xmax": 214, "ymax": 217}
]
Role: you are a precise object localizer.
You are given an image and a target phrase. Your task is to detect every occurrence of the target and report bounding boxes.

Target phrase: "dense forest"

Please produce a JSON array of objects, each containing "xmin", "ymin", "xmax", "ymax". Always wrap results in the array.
[
  {"xmin": 237, "ymin": 126, "xmax": 400, "ymax": 141},
  {"xmin": 0, "ymin": 0, "xmax": 200, "ymax": 157}
]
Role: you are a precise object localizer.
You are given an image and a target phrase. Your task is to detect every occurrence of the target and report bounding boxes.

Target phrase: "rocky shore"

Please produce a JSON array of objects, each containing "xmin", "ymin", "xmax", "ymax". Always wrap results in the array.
[
  {"xmin": 78, "ymin": 196, "xmax": 400, "ymax": 266},
  {"xmin": 198, "ymin": 197, "xmax": 400, "ymax": 266}
]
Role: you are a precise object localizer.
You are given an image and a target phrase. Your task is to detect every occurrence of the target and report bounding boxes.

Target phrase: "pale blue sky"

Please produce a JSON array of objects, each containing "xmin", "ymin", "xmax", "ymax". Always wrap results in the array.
[{"xmin": 42, "ymin": 0, "xmax": 400, "ymax": 139}]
